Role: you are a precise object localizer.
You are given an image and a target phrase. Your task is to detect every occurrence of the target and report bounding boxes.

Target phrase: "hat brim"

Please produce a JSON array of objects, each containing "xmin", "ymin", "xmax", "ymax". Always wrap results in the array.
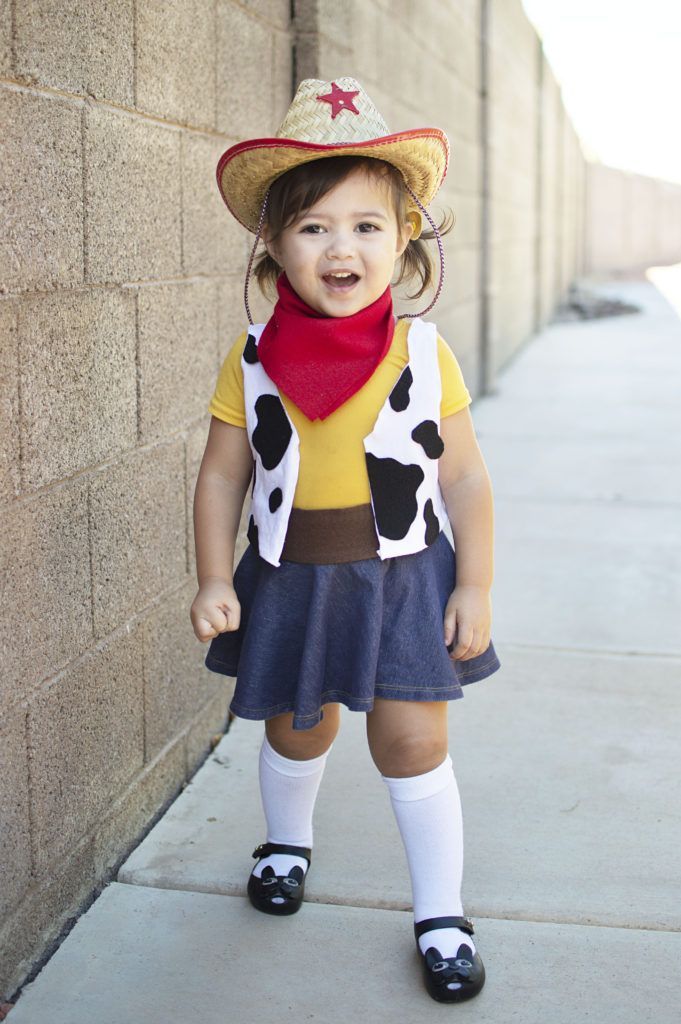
[{"xmin": 216, "ymin": 129, "xmax": 449, "ymax": 233}]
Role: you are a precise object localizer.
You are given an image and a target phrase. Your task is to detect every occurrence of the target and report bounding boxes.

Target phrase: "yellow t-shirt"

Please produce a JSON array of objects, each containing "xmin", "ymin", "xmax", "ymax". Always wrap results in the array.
[{"xmin": 208, "ymin": 318, "xmax": 471, "ymax": 509}]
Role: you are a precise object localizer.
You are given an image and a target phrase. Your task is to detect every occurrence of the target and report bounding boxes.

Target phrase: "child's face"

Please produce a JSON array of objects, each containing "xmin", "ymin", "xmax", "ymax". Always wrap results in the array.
[{"xmin": 264, "ymin": 166, "xmax": 413, "ymax": 317}]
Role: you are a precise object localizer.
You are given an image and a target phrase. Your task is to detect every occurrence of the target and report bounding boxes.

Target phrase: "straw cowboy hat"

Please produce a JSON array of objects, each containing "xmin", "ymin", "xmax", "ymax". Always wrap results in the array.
[{"xmin": 216, "ymin": 77, "xmax": 450, "ymax": 238}]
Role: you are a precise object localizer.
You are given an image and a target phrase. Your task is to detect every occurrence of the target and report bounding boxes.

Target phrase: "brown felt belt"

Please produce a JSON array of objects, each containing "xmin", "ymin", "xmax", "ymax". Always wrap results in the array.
[{"xmin": 280, "ymin": 503, "xmax": 380, "ymax": 564}]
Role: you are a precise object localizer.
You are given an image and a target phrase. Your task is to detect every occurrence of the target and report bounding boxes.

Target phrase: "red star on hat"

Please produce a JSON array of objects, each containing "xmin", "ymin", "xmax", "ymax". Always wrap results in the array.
[{"xmin": 316, "ymin": 81, "xmax": 361, "ymax": 119}]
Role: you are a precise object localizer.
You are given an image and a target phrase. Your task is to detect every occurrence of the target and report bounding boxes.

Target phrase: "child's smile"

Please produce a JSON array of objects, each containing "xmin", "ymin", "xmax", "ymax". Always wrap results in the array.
[{"xmin": 265, "ymin": 166, "xmax": 413, "ymax": 317}]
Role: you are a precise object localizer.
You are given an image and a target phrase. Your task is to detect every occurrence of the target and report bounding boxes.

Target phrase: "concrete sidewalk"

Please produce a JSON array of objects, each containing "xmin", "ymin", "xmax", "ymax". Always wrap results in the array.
[{"xmin": 8, "ymin": 273, "xmax": 681, "ymax": 1023}]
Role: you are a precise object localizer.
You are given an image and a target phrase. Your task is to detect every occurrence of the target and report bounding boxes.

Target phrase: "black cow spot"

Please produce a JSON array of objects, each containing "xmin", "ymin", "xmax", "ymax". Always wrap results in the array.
[
  {"xmin": 251, "ymin": 460, "xmax": 256, "ymax": 496},
  {"xmin": 366, "ymin": 454, "xmax": 423, "ymax": 540},
  {"xmin": 244, "ymin": 333, "xmax": 259, "ymax": 364},
  {"xmin": 423, "ymin": 499, "xmax": 440, "ymax": 545},
  {"xmin": 252, "ymin": 394, "xmax": 292, "ymax": 469},
  {"xmin": 247, "ymin": 514, "xmax": 259, "ymax": 552},
  {"xmin": 412, "ymin": 420, "xmax": 444, "ymax": 459},
  {"xmin": 269, "ymin": 487, "xmax": 283, "ymax": 513},
  {"xmin": 389, "ymin": 366, "xmax": 413, "ymax": 411}
]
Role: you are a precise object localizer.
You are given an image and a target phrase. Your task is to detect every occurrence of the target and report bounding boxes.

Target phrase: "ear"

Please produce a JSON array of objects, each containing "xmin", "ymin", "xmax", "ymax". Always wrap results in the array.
[
  {"xmin": 395, "ymin": 218, "xmax": 415, "ymax": 259},
  {"xmin": 261, "ymin": 227, "xmax": 279, "ymax": 264}
]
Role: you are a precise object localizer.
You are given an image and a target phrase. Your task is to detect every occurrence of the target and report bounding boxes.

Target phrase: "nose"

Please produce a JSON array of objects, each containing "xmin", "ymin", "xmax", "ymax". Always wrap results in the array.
[{"xmin": 325, "ymin": 228, "xmax": 356, "ymax": 261}]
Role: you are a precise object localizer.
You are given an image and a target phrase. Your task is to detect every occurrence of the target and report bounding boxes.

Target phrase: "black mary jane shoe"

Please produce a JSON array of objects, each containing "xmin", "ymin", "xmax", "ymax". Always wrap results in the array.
[
  {"xmin": 414, "ymin": 915, "xmax": 486, "ymax": 1003},
  {"xmin": 247, "ymin": 842, "xmax": 312, "ymax": 916}
]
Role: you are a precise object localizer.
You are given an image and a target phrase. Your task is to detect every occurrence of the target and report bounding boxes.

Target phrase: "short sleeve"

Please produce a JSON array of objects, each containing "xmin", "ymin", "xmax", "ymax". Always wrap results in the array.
[
  {"xmin": 437, "ymin": 335, "xmax": 472, "ymax": 417},
  {"xmin": 207, "ymin": 331, "xmax": 248, "ymax": 427}
]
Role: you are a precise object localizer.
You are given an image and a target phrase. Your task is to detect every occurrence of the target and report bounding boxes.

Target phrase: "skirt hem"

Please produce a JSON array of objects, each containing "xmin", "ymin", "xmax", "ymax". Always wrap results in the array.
[{"xmin": 228, "ymin": 687, "xmax": 465, "ymax": 731}]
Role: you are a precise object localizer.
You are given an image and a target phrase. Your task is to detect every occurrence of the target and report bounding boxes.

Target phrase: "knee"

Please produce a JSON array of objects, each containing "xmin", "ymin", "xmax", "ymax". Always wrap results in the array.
[
  {"xmin": 370, "ymin": 732, "xmax": 448, "ymax": 778},
  {"xmin": 266, "ymin": 703, "xmax": 340, "ymax": 760}
]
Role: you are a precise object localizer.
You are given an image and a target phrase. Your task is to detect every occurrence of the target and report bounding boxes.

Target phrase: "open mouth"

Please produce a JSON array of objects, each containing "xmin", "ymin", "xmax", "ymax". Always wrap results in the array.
[{"xmin": 322, "ymin": 272, "xmax": 360, "ymax": 291}]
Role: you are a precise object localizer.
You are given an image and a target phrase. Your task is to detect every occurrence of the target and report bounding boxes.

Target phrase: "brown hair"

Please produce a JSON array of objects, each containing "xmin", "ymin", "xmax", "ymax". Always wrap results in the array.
[{"xmin": 252, "ymin": 156, "xmax": 454, "ymax": 302}]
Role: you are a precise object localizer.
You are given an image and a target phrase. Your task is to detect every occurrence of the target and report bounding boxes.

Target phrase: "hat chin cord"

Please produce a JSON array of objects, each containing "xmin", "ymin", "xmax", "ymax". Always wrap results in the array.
[
  {"xmin": 243, "ymin": 182, "xmax": 445, "ymax": 325},
  {"xmin": 244, "ymin": 187, "xmax": 272, "ymax": 326},
  {"xmin": 396, "ymin": 183, "xmax": 446, "ymax": 321}
]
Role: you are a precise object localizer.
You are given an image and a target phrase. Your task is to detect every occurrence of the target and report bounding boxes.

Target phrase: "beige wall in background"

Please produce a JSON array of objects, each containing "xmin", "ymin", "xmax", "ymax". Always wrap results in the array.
[
  {"xmin": 585, "ymin": 162, "xmax": 681, "ymax": 275},
  {"xmin": 1, "ymin": 0, "xmax": 678, "ymax": 1002}
]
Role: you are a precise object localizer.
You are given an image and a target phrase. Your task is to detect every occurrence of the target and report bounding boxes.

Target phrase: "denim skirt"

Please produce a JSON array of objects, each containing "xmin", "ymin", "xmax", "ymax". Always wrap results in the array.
[{"xmin": 204, "ymin": 529, "xmax": 501, "ymax": 731}]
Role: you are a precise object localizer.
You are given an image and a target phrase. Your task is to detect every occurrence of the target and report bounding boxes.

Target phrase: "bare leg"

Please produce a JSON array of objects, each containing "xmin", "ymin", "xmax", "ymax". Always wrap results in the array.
[
  {"xmin": 366, "ymin": 697, "xmax": 448, "ymax": 777},
  {"xmin": 266, "ymin": 702, "xmax": 341, "ymax": 759}
]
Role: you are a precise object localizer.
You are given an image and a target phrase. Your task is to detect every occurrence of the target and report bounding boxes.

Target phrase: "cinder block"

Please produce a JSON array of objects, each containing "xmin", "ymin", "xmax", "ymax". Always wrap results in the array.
[
  {"xmin": 236, "ymin": 266, "xmax": 274, "ymax": 330},
  {"xmin": 448, "ymin": 247, "xmax": 481, "ymax": 305},
  {"xmin": 27, "ymin": 629, "xmax": 145, "ymax": 870},
  {"xmin": 0, "ymin": 706, "xmax": 32, "ymax": 921},
  {"xmin": 0, "ymin": 90, "xmax": 83, "ymax": 293},
  {"xmin": 182, "ymin": 133, "xmax": 245, "ymax": 275},
  {"xmin": 13, "ymin": 0, "xmax": 134, "ymax": 106},
  {"xmin": 292, "ymin": 31, "xmax": 320, "ymax": 83},
  {"xmin": 0, "ymin": 843, "xmax": 99, "ymax": 1002},
  {"xmin": 91, "ymin": 735, "xmax": 186, "ymax": 880},
  {"xmin": 428, "ymin": 8, "xmax": 479, "ymax": 90},
  {"xmin": 272, "ymin": 26, "xmax": 293, "ymax": 124},
  {"xmin": 185, "ymin": 419, "xmax": 211, "ymax": 580},
  {"xmin": 137, "ymin": 279, "xmax": 218, "ymax": 443},
  {"xmin": 438, "ymin": 299, "xmax": 482, "ymax": 394},
  {"xmin": 433, "ymin": 68, "xmax": 479, "ymax": 144},
  {"xmin": 84, "ymin": 105, "xmax": 181, "ymax": 283},
  {"xmin": 449, "ymin": 193, "xmax": 481, "ymax": 248},
  {"xmin": 216, "ymin": 4, "xmax": 278, "ymax": 138},
  {"xmin": 0, "ymin": 298, "xmax": 20, "ymax": 500},
  {"xmin": 18, "ymin": 288, "xmax": 137, "ymax": 490},
  {"xmin": 142, "ymin": 580, "xmax": 226, "ymax": 761},
  {"xmin": 184, "ymin": 689, "xmax": 232, "ymax": 777},
  {"xmin": 136, "ymin": 0, "xmax": 216, "ymax": 129},
  {"xmin": 448, "ymin": 136, "xmax": 481, "ymax": 196},
  {"xmin": 89, "ymin": 442, "xmax": 187, "ymax": 635},
  {"xmin": 316, "ymin": 0, "xmax": 353, "ymax": 41},
  {"xmin": 242, "ymin": 0, "xmax": 290, "ymax": 30},
  {"xmin": 0, "ymin": 480, "xmax": 91, "ymax": 710},
  {"xmin": 0, "ymin": 0, "xmax": 11, "ymax": 74},
  {"xmin": 346, "ymin": 3, "xmax": 382, "ymax": 80}
]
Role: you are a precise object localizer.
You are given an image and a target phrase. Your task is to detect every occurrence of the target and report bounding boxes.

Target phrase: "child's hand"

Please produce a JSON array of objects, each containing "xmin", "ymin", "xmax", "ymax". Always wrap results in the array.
[
  {"xmin": 190, "ymin": 578, "xmax": 241, "ymax": 643},
  {"xmin": 443, "ymin": 585, "xmax": 492, "ymax": 661}
]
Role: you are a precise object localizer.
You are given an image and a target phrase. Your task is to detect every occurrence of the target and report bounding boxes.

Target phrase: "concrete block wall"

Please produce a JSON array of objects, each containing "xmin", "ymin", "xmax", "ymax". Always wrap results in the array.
[
  {"xmin": 3, "ymin": 0, "xmax": 677, "ymax": 1003},
  {"xmin": 0, "ymin": 0, "xmax": 292, "ymax": 1000},
  {"xmin": 585, "ymin": 162, "xmax": 681, "ymax": 274}
]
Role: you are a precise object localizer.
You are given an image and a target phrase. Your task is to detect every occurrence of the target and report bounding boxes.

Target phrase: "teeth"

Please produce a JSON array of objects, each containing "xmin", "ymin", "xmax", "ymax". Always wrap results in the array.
[{"xmin": 328, "ymin": 271, "xmax": 353, "ymax": 278}]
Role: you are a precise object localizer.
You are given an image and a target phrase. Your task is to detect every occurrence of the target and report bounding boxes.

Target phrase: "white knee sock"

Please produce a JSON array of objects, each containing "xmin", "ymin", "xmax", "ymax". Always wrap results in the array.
[
  {"xmin": 251, "ymin": 734, "xmax": 332, "ymax": 879},
  {"xmin": 382, "ymin": 754, "xmax": 476, "ymax": 958}
]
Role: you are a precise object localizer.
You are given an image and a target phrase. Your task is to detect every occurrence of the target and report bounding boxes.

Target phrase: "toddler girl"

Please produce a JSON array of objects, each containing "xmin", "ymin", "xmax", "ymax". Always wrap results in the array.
[{"xmin": 190, "ymin": 77, "xmax": 501, "ymax": 1004}]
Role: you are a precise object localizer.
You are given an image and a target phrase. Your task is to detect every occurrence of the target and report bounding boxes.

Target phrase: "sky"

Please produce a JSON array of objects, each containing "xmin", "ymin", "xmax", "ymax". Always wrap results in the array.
[{"xmin": 520, "ymin": 0, "xmax": 681, "ymax": 185}]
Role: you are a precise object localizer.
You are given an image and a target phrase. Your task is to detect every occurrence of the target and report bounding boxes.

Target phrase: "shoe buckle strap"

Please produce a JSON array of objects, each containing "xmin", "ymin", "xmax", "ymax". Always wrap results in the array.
[
  {"xmin": 414, "ymin": 915, "xmax": 475, "ymax": 939},
  {"xmin": 252, "ymin": 842, "xmax": 312, "ymax": 864}
]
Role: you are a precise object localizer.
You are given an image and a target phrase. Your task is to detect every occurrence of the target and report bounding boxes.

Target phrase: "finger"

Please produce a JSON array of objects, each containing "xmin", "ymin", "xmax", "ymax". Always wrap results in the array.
[
  {"xmin": 443, "ymin": 610, "xmax": 457, "ymax": 648},
  {"xmin": 220, "ymin": 604, "xmax": 241, "ymax": 632},
  {"xmin": 459, "ymin": 628, "xmax": 483, "ymax": 661},
  {"xmin": 196, "ymin": 617, "xmax": 219, "ymax": 642},
  {"xmin": 450, "ymin": 625, "xmax": 474, "ymax": 660}
]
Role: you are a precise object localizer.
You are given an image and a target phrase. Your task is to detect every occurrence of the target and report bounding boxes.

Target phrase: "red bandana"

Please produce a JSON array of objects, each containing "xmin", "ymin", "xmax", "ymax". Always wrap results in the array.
[{"xmin": 257, "ymin": 272, "xmax": 395, "ymax": 421}]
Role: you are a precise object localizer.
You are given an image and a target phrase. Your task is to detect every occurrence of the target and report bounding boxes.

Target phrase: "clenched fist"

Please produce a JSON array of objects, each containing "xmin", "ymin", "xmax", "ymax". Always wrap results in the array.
[{"xmin": 190, "ymin": 577, "xmax": 241, "ymax": 642}]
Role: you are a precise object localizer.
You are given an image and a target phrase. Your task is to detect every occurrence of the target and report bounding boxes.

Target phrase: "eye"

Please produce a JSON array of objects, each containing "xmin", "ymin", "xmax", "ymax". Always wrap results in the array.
[
  {"xmin": 357, "ymin": 223, "xmax": 379, "ymax": 233},
  {"xmin": 300, "ymin": 224, "xmax": 324, "ymax": 234}
]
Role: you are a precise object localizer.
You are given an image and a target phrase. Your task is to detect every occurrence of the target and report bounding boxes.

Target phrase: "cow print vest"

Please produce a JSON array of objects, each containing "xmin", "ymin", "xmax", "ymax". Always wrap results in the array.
[{"xmin": 242, "ymin": 317, "xmax": 450, "ymax": 567}]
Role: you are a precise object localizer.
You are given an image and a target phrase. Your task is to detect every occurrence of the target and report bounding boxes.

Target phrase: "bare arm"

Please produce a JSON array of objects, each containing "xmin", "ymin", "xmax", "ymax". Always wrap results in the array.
[
  {"xmin": 190, "ymin": 417, "xmax": 253, "ymax": 642},
  {"xmin": 193, "ymin": 416, "xmax": 254, "ymax": 584},
  {"xmin": 438, "ymin": 406, "xmax": 495, "ymax": 658},
  {"xmin": 439, "ymin": 406, "xmax": 495, "ymax": 590}
]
